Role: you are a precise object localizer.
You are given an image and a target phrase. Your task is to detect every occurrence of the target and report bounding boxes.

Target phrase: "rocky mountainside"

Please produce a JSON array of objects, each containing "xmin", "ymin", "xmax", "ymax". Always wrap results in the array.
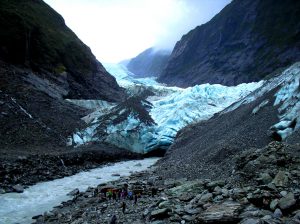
[
  {"xmin": 127, "ymin": 48, "xmax": 170, "ymax": 77},
  {"xmin": 0, "ymin": 0, "xmax": 124, "ymax": 101},
  {"xmin": 0, "ymin": 0, "xmax": 144, "ymax": 193},
  {"xmin": 158, "ymin": 0, "xmax": 300, "ymax": 87},
  {"xmin": 157, "ymin": 63, "xmax": 300, "ymax": 180},
  {"xmin": 0, "ymin": 1, "xmax": 129, "ymax": 157}
]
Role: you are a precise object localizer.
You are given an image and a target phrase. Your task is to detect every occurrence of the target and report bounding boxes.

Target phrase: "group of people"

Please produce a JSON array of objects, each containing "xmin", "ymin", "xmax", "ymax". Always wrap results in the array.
[
  {"xmin": 101, "ymin": 184, "xmax": 158, "ymax": 224},
  {"xmin": 99, "ymin": 183, "xmax": 141, "ymax": 204}
]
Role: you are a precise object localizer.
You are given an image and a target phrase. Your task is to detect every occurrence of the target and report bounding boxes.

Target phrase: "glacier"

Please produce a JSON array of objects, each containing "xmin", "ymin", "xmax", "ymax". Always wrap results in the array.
[
  {"xmin": 66, "ymin": 62, "xmax": 300, "ymax": 153},
  {"xmin": 66, "ymin": 64, "xmax": 263, "ymax": 153},
  {"xmin": 223, "ymin": 62, "xmax": 300, "ymax": 141}
]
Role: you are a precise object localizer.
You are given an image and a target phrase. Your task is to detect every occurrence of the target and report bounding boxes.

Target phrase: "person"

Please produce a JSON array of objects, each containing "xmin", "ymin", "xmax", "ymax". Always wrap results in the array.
[
  {"xmin": 134, "ymin": 194, "xmax": 138, "ymax": 204},
  {"xmin": 110, "ymin": 214, "xmax": 117, "ymax": 224},
  {"xmin": 128, "ymin": 191, "xmax": 133, "ymax": 200},
  {"xmin": 151, "ymin": 187, "xmax": 157, "ymax": 197},
  {"xmin": 108, "ymin": 189, "xmax": 113, "ymax": 200},
  {"xmin": 117, "ymin": 189, "xmax": 121, "ymax": 200},
  {"xmin": 121, "ymin": 201, "xmax": 126, "ymax": 214}
]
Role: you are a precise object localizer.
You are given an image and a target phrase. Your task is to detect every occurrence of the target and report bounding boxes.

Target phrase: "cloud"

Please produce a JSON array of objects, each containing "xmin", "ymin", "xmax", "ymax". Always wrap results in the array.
[
  {"xmin": 154, "ymin": 0, "xmax": 231, "ymax": 50},
  {"xmin": 44, "ymin": 0, "xmax": 230, "ymax": 62}
]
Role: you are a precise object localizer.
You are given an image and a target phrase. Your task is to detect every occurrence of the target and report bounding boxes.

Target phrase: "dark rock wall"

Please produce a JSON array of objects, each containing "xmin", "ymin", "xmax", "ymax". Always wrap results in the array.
[
  {"xmin": 158, "ymin": 0, "xmax": 300, "ymax": 87},
  {"xmin": 0, "ymin": 0, "xmax": 124, "ymax": 101},
  {"xmin": 0, "ymin": 0, "xmax": 126, "ymax": 150}
]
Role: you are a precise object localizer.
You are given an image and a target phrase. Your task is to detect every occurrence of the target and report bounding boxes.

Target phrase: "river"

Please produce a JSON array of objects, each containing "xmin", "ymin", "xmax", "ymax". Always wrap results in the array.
[{"xmin": 0, "ymin": 158, "xmax": 159, "ymax": 224}]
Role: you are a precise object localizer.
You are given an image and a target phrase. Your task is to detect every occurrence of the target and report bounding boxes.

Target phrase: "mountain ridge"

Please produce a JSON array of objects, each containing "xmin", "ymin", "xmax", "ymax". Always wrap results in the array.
[
  {"xmin": 158, "ymin": 0, "xmax": 300, "ymax": 87},
  {"xmin": 127, "ymin": 47, "xmax": 170, "ymax": 77}
]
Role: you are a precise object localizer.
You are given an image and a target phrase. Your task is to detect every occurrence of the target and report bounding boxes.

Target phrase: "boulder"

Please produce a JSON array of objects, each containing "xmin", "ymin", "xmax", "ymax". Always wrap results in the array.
[
  {"xmin": 199, "ymin": 193, "xmax": 213, "ymax": 204},
  {"xmin": 12, "ymin": 184, "xmax": 24, "ymax": 193},
  {"xmin": 278, "ymin": 192, "xmax": 296, "ymax": 210},
  {"xmin": 67, "ymin": 188, "xmax": 80, "ymax": 196},
  {"xmin": 182, "ymin": 215, "xmax": 196, "ymax": 222},
  {"xmin": 111, "ymin": 173, "xmax": 121, "ymax": 176},
  {"xmin": 158, "ymin": 200, "xmax": 172, "ymax": 209},
  {"xmin": 150, "ymin": 208, "xmax": 170, "ymax": 220},
  {"xmin": 240, "ymin": 218, "xmax": 262, "ymax": 224},
  {"xmin": 206, "ymin": 180, "xmax": 225, "ymax": 189},
  {"xmin": 270, "ymin": 199, "xmax": 279, "ymax": 210},
  {"xmin": 272, "ymin": 171, "xmax": 289, "ymax": 187},
  {"xmin": 168, "ymin": 180, "xmax": 205, "ymax": 197},
  {"xmin": 273, "ymin": 208, "xmax": 282, "ymax": 218},
  {"xmin": 259, "ymin": 173, "xmax": 273, "ymax": 185},
  {"xmin": 195, "ymin": 200, "xmax": 243, "ymax": 223},
  {"xmin": 179, "ymin": 192, "xmax": 195, "ymax": 202}
]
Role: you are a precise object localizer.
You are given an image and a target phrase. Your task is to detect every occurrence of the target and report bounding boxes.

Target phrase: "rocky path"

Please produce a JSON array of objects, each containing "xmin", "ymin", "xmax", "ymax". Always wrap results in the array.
[{"xmin": 34, "ymin": 142, "xmax": 300, "ymax": 224}]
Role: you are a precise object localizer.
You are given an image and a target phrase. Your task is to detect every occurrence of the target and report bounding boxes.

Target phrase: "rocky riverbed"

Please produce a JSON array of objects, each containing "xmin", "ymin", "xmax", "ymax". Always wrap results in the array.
[
  {"xmin": 0, "ymin": 143, "xmax": 142, "ymax": 194},
  {"xmin": 34, "ymin": 142, "xmax": 300, "ymax": 224}
]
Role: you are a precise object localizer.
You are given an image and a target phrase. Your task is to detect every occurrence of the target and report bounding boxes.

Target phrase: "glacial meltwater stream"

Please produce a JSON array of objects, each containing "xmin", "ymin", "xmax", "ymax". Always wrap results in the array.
[{"xmin": 0, "ymin": 158, "xmax": 159, "ymax": 224}]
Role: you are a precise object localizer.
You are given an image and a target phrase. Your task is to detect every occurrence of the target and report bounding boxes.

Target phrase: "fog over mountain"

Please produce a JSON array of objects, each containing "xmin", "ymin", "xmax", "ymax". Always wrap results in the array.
[{"xmin": 44, "ymin": 0, "xmax": 231, "ymax": 62}]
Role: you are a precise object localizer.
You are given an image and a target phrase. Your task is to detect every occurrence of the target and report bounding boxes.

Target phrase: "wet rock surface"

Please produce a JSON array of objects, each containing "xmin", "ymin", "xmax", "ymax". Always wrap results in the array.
[{"xmin": 35, "ymin": 142, "xmax": 300, "ymax": 224}]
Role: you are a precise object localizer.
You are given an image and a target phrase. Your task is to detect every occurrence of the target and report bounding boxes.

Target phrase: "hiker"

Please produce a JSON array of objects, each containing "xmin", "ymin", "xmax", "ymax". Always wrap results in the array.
[
  {"xmin": 117, "ymin": 189, "xmax": 121, "ymax": 200},
  {"xmin": 128, "ymin": 191, "xmax": 133, "ymax": 200},
  {"xmin": 121, "ymin": 201, "xmax": 126, "ymax": 214},
  {"xmin": 108, "ymin": 189, "xmax": 113, "ymax": 200},
  {"xmin": 121, "ymin": 189, "xmax": 126, "ymax": 199},
  {"xmin": 112, "ymin": 191, "xmax": 117, "ymax": 200},
  {"xmin": 151, "ymin": 187, "xmax": 157, "ymax": 197},
  {"xmin": 100, "ymin": 188, "xmax": 107, "ymax": 198},
  {"xmin": 110, "ymin": 214, "xmax": 117, "ymax": 224},
  {"xmin": 134, "ymin": 194, "xmax": 138, "ymax": 204}
]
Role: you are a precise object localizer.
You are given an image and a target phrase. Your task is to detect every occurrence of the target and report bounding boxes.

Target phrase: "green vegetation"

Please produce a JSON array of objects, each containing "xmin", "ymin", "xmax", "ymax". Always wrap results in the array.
[{"xmin": 0, "ymin": 0, "xmax": 97, "ymax": 74}]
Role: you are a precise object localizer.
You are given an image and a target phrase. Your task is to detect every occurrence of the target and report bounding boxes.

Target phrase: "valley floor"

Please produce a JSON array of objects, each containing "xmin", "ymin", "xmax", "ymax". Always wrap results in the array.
[
  {"xmin": 0, "ymin": 144, "xmax": 142, "ymax": 194},
  {"xmin": 34, "ymin": 142, "xmax": 300, "ymax": 224}
]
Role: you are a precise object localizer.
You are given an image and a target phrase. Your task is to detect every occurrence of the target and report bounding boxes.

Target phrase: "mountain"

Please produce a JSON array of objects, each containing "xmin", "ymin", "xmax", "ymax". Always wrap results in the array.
[
  {"xmin": 0, "ymin": 0, "xmax": 125, "ymax": 151},
  {"xmin": 127, "ymin": 48, "xmax": 171, "ymax": 77},
  {"xmin": 158, "ymin": 0, "xmax": 300, "ymax": 87},
  {"xmin": 157, "ymin": 62, "xmax": 300, "ymax": 180},
  {"xmin": 0, "ymin": 0, "xmax": 123, "ymax": 101}
]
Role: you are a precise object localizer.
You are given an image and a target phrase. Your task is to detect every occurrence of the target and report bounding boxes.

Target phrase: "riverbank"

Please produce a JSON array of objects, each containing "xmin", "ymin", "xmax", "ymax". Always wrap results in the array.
[
  {"xmin": 35, "ymin": 142, "xmax": 300, "ymax": 224},
  {"xmin": 0, "ymin": 158, "xmax": 159, "ymax": 224},
  {"xmin": 0, "ymin": 143, "xmax": 143, "ymax": 194}
]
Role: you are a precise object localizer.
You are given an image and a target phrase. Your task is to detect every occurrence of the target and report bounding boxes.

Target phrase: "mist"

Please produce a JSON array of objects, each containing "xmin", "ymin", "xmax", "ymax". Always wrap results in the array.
[
  {"xmin": 44, "ymin": 0, "xmax": 231, "ymax": 62},
  {"xmin": 154, "ymin": 0, "xmax": 231, "ymax": 50}
]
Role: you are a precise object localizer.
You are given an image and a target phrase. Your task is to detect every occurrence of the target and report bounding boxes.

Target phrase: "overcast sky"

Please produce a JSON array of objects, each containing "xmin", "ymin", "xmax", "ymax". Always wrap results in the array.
[{"xmin": 44, "ymin": 0, "xmax": 230, "ymax": 63}]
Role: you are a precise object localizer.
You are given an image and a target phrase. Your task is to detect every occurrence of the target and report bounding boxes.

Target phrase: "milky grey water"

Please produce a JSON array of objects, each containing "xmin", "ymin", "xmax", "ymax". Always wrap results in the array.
[{"xmin": 0, "ymin": 158, "xmax": 159, "ymax": 224}]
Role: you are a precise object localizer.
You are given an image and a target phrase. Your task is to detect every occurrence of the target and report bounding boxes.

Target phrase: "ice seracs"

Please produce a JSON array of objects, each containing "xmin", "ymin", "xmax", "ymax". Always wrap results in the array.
[
  {"xmin": 67, "ymin": 64, "xmax": 263, "ymax": 153},
  {"xmin": 66, "ymin": 62, "xmax": 300, "ymax": 153},
  {"xmin": 271, "ymin": 64, "xmax": 300, "ymax": 140}
]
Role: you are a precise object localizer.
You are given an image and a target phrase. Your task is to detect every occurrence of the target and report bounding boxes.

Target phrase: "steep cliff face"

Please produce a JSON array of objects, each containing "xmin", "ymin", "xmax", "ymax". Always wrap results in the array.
[
  {"xmin": 158, "ymin": 0, "xmax": 300, "ymax": 87},
  {"xmin": 0, "ymin": 0, "xmax": 124, "ymax": 101},
  {"xmin": 0, "ymin": 0, "xmax": 125, "ymax": 151},
  {"xmin": 127, "ymin": 48, "xmax": 170, "ymax": 77}
]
